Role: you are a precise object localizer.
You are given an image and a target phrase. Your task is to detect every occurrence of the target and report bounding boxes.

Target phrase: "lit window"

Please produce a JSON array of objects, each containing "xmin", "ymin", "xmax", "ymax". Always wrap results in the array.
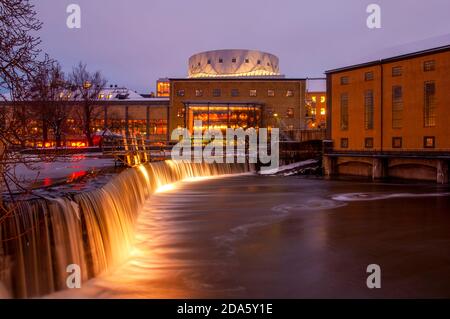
[
  {"xmin": 99, "ymin": 94, "xmax": 104, "ymax": 99},
  {"xmin": 195, "ymin": 89, "xmax": 203, "ymax": 97},
  {"xmin": 320, "ymin": 96, "xmax": 326, "ymax": 103},
  {"xmin": 320, "ymin": 108, "xmax": 326, "ymax": 115},
  {"xmin": 286, "ymin": 90, "xmax": 294, "ymax": 97},
  {"xmin": 424, "ymin": 136, "xmax": 435, "ymax": 148},
  {"xmin": 267, "ymin": 89, "xmax": 275, "ymax": 97},
  {"xmin": 312, "ymin": 96, "xmax": 317, "ymax": 102},
  {"xmin": 249, "ymin": 90, "xmax": 257, "ymax": 97}
]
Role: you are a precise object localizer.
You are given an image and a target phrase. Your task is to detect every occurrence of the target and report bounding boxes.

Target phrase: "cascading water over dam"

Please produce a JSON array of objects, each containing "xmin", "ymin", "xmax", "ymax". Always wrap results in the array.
[{"xmin": 0, "ymin": 161, "xmax": 251, "ymax": 298}]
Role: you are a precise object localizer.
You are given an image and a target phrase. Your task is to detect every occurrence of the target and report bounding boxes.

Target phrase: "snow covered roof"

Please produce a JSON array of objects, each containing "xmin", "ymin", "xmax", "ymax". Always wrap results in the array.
[
  {"xmin": 96, "ymin": 87, "xmax": 160, "ymax": 101},
  {"xmin": 0, "ymin": 87, "xmax": 169, "ymax": 103}
]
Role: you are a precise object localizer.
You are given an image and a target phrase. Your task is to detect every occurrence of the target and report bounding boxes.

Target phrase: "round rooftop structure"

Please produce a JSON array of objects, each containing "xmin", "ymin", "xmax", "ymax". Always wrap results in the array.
[{"xmin": 188, "ymin": 49, "xmax": 281, "ymax": 78}]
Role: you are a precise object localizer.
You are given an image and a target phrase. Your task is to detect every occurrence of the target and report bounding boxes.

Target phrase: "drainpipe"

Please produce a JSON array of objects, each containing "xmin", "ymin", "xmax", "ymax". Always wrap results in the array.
[{"xmin": 380, "ymin": 63, "xmax": 384, "ymax": 153}]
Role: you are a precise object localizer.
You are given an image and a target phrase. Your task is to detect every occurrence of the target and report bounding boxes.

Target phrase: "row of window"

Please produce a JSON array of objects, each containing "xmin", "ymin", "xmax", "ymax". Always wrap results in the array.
[
  {"xmin": 340, "ymin": 60, "xmax": 437, "ymax": 84},
  {"xmin": 176, "ymin": 89, "xmax": 295, "ymax": 98},
  {"xmin": 176, "ymin": 107, "xmax": 296, "ymax": 119},
  {"xmin": 340, "ymin": 136, "xmax": 436, "ymax": 149},
  {"xmin": 193, "ymin": 58, "xmax": 276, "ymax": 68},
  {"xmin": 340, "ymin": 81, "xmax": 436, "ymax": 131}
]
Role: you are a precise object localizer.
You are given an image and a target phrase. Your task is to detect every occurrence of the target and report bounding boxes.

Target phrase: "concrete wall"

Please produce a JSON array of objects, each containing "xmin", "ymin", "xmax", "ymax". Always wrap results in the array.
[{"xmin": 324, "ymin": 154, "xmax": 449, "ymax": 184}]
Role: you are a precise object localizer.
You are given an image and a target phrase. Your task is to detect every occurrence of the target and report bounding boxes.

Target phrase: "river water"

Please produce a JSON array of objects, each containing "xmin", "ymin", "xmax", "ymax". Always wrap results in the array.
[{"xmin": 53, "ymin": 174, "xmax": 450, "ymax": 299}]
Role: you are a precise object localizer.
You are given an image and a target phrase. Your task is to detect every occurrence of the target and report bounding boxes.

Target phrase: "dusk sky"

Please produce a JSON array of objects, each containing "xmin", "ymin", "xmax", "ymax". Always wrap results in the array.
[{"xmin": 34, "ymin": 0, "xmax": 450, "ymax": 93}]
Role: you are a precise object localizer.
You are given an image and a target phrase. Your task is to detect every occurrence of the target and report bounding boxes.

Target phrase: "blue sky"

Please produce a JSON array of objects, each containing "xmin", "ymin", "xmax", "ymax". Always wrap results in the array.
[{"xmin": 34, "ymin": 0, "xmax": 450, "ymax": 93}]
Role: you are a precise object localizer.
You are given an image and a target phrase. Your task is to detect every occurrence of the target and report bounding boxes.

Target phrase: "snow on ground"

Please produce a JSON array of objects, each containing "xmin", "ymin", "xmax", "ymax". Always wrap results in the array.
[
  {"xmin": 10, "ymin": 153, "xmax": 116, "ymax": 184},
  {"xmin": 259, "ymin": 159, "xmax": 319, "ymax": 175}
]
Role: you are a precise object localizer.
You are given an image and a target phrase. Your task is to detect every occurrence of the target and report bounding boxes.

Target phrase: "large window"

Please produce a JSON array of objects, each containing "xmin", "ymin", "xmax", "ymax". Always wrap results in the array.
[
  {"xmin": 249, "ymin": 89, "xmax": 257, "ymax": 97},
  {"xmin": 195, "ymin": 89, "xmax": 203, "ymax": 97},
  {"xmin": 267, "ymin": 89, "xmax": 275, "ymax": 97},
  {"xmin": 364, "ymin": 90, "xmax": 374, "ymax": 130},
  {"xmin": 340, "ymin": 93, "xmax": 349, "ymax": 131},
  {"xmin": 424, "ymin": 81, "xmax": 436, "ymax": 127},
  {"xmin": 392, "ymin": 86, "xmax": 403, "ymax": 129}
]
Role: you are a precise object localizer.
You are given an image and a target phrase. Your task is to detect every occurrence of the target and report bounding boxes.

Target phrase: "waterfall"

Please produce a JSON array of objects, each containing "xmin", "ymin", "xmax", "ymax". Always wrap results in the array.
[{"xmin": 0, "ymin": 161, "xmax": 251, "ymax": 298}]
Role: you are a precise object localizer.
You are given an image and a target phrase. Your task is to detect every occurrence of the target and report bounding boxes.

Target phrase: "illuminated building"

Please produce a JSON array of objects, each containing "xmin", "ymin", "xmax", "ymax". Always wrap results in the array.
[
  {"xmin": 306, "ymin": 92, "xmax": 327, "ymax": 129},
  {"xmin": 156, "ymin": 78, "xmax": 170, "ymax": 97},
  {"xmin": 169, "ymin": 49, "xmax": 324, "ymax": 141},
  {"xmin": 0, "ymin": 87, "xmax": 170, "ymax": 147},
  {"xmin": 324, "ymin": 45, "xmax": 450, "ymax": 183},
  {"xmin": 188, "ymin": 49, "xmax": 281, "ymax": 78}
]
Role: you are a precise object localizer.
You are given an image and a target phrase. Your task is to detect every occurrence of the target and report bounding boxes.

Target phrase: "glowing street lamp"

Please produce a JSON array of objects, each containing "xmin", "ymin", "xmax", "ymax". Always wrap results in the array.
[{"xmin": 83, "ymin": 81, "xmax": 92, "ymax": 89}]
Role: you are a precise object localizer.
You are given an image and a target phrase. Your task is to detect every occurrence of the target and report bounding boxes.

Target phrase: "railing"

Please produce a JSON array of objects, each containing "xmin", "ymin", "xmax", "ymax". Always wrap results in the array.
[
  {"xmin": 292, "ymin": 129, "xmax": 327, "ymax": 142},
  {"xmin": 102, "ymin": 136, "xmax": 170, "ymax": 166}
]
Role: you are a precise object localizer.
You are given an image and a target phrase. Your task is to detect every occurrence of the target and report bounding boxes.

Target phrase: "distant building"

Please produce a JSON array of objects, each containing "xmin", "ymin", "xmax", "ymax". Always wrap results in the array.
[
  {"xmin": 324, "ymin": 45, "xmax": 450, "ymax": 183},
  {"xmin": 169, "ymin": 49, "xmax": 325, "ymax": 141},
  {"xmin": 0, "ymin": 87, "xmax": 169, "ymax": 148},
  {"xmin": 156, "ymin": 78, "xmax": 170, "ymax": 97}
]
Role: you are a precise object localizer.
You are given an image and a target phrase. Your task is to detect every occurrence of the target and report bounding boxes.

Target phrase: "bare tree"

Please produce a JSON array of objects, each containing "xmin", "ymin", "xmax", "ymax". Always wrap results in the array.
[
  {"xmin": 69, "ymin": 62, "xmax": 106, "ymax": 147},
  {"xmin": 0, "ymin": 0, "xmax": 42, "ymax": 101},
  {"xmin": 0, "ymin": 0, "xmax": 46, "ymax": 198},
  {"xmin": 29, "ymin": 61, "xmax": 73, "ymax": 148}
]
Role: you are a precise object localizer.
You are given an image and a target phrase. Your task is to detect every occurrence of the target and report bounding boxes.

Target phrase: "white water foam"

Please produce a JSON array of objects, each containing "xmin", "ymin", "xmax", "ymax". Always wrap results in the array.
[{"xmin": 332, "ymin": 192, "xmax": 450, "ymax": 202}]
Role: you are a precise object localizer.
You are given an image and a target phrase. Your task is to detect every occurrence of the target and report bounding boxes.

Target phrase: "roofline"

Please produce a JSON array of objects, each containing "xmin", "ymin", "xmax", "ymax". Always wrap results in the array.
[
  {"xmin": 0, "ymin": 99, "xmax": 170, "ymax": 106},
  {"xmin": 169, "ymin": 77, "xmax": 308, "ymax": 81},
  {"xmin": 325, "ymin": 44, "xmax": 450, "ymax": 74}
]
